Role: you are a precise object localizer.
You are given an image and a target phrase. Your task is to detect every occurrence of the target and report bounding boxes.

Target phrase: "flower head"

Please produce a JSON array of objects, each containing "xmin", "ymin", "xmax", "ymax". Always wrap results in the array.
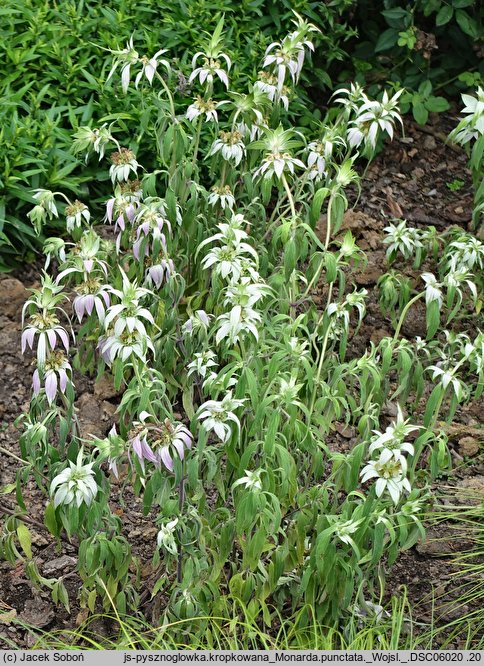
[
  {"xmin": 215, "ymin": 305, "xmax": 262, "ymax": 345},
  {"xmin": 129, "ymin": 415, "xmax": 193, "ymax": 473},
  {"xmin": 262, "ymin": 14, "xmax": 318, "ymax": 92},
  {"xmin": 50, "ymin": 450, "xmax": 98, "ymax": 508},
  {"xmin": 65, "ymin": 200, "xmax": 90, "ymax": 233},
  {"xmin": 251, "ymin": 126, "xmax": 305, "ymax": 181},
  {"xmin": 73, "ymin": 278, "xmax": 111, "ymax": 323},
  {"xmin": 144, "ymin": 259, "xmax": 175, "ymax": 289},
  {"xmin": 254, "ymin": 72, "xmax": 290, "ymax": 110},
  {"xmin": 187, "ymin": 350, "xmax": 218, "ymax": 379},
  {"xmin": 383, "ymin": 220, "xmax": 424, "ymax": 260},
  {"xmin": 135, "ymin": 50, "xmax": 170, "ymax": 88},
  {"xmin": 182, "ymin": 310, "xmax": 211, "ymax": 338},
  {"xmin": 421, "ymin": 272, "xmax": 443, "ymax": 307},
  {"xmin": 109, "ymin": 148, "xmax": 141, "ymax": 184},
  {"xmin": 197, "ymin": 391, "xmax": 245, "ymax": 442},
  {"xmin": 157, "ymin": 518, "xmax": 179, "ymax": 556},
  {"xmin": 72, "ymin": 124, "xmax": 114, "ymax": 161},
  {"xmin": 360, "ymin": 449, "xmax": 411, "ymax": 504},
  {"xmin": 186, "ymin": 95, "xmax": 219, "ymax": 123},
  {"xmin": 449, "ymin": 86, "xmax": 484, "ymax": 145},
  {"xmin": 100, "ymin": 329, "xmax": 154, "ymax": 365},
  {"xmin": 105, "ymin": 269, "xmax": 154, "ymax": 337},
  {"xmin": 346, "ymin": 89, "xmax": 403, "ymax": 151},
  {"xmin": 189, "ymin": 52, "xmax": 231, "ymax": 89},
  {"xmin": 208, "ymin": 185, "xmax": 235, "ymax": 210},
  {"xmin": 369, "ymin": 405, "xmax": 417, "ymax": 458},
  {"xmin": 232, "ymin": 469, "xmax": 264, "ymax": 492},
  {"xmin": 22, "ymin": 312, "xmax": 70, "ymax": 368},
  {"xmin": 106, "ymin": 37, "xmax": 170, "ymax": 93},
  {"xmin": 208, "ymin": 131, "xmax": 245, "ymax": 166}
]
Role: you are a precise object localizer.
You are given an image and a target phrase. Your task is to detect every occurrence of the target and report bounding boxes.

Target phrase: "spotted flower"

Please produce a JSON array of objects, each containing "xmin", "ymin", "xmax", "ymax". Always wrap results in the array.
[
  {"xmin": 109, "ymin": 148, "xmax": 141, "ymax": 184},
  {"xmin": 22, "ymin": 314, "xmax": 70, "ymax": 367},
  {"xmin": 65, "ymin": 200, "xmax": 90, "ymax": 232},
  {"xmin": 186, "ymin": 96, "xmax": 219, "ymax": 123},
  {"xmin": 208, "ymin": 130, "xmax": 245, "ymax": 166}
]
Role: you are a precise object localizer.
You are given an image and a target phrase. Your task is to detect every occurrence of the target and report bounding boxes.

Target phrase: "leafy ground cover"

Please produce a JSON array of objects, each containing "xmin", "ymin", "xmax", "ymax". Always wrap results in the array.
[{"xmin": 0, "ymin": 108, "xmax": 482, "ymax": 649}]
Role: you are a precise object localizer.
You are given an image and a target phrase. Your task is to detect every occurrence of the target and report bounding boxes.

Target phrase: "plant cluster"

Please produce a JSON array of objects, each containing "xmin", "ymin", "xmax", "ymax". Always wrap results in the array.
[
  {"xmin": 2, "ymin": 14, "xmax": 483, "ymax": 634},
  {"xmin": 0, "ymin": 0, "xmax": 355, "ymax": 266}
]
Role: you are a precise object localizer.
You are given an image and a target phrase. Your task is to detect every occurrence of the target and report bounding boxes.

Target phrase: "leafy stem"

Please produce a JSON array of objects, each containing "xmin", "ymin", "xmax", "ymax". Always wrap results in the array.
[{"xmin": 392, "ymin": 291, "xmax": 425, "ymax": 344}]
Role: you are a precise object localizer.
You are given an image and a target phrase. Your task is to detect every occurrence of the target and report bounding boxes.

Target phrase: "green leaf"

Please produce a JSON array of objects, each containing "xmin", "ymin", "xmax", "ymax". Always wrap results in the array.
[
  {"xmin": 87, "ymin": 589, "xmax": 97, "ymax": 613},
  {"xmin": 375, "ymin": 28, "xmax": 399, "ymax": 52},
  {"xmin": 426, "ymin": 299, "xmax": 440, "ymax": 339},
  {"xmin": 412, "ymin": 102, "xmax": 428, "ymax": 125},
  {"xmin": 44, "ymin": 502, "xmax": 60, "ymax": 538},
  {"xmin": 16, "ymin": 523, "xmax": 32, "ymax": 559},
  {"xmin": 151, "ymin": 575, "xmax": 166, "ymax": 598},
  {"xmin": 264, "ymin": 410, "xmax": 280, "ymax": 456},
  {"xmin": 418, "ymin": 80, "xmax": 433, "ymax": 97},
  {"xmin": 310, "ymin": 187, "xmax": 330, "ymax": 226},
  {"xmin": 284, "ymin": 237, "xmax": 297, "ymax": 281},
  {"xmin": 455, "ymin": 9, "xmax": 478, "ymax": 37},
  {"xmin": 116, "ymin": 590, "xmax": 126, "ymax": 615},
  {"xmin": 57, "ymin": 581, "xmax": 70, "ymax": 613},
  {"xmin": 424, "ymin": 96, "xmax": 450, "ymax": 112},
  {"xmin": 381, "ymin": 8, "xmax": 409, "ymax": 20},
  {"xmin": 182, "ymin": 386, "xmax": 195, "ymax": 421},
  {"xmin": 325, "ymin": 252, "xmax": 337, "ymax": 283},
  {"xmin": 424, "ymin": 385, "xmax": 444, "ymax": 428},
  {"xmin": 436, "ymin": 5, "xmax": 453, "ymax": 25}
]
